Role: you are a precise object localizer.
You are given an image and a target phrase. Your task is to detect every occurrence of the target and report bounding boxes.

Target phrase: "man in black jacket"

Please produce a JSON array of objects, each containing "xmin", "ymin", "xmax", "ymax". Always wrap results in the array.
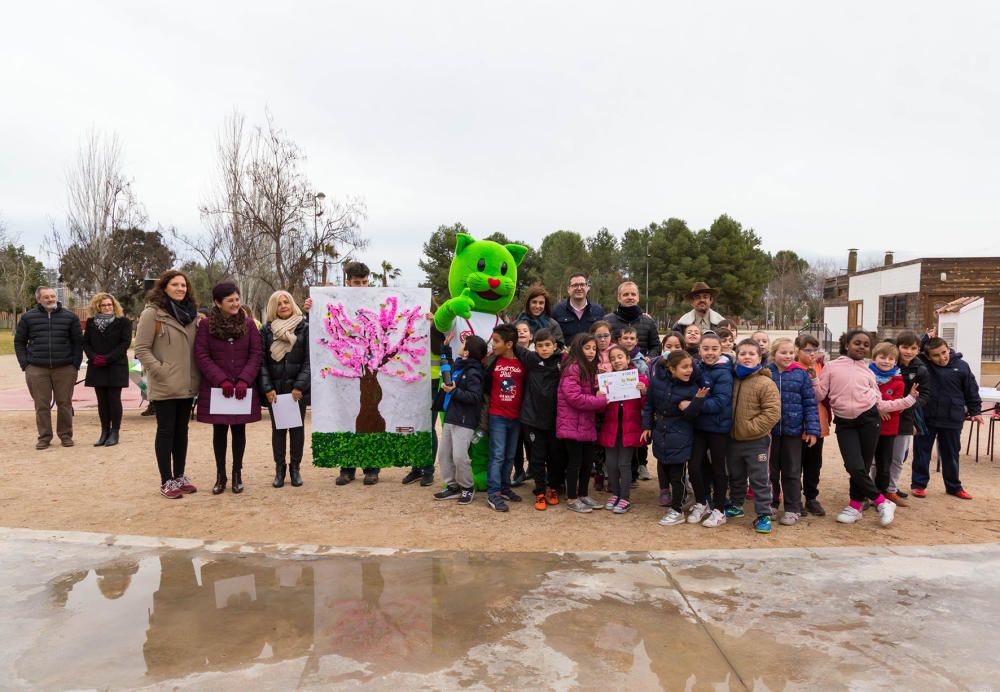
[
  {"xmin": 605, "ymin": 281, "xmax": 660, "ymax": 357},
  {"xmin": 911, "ymin": 337, "xmax": 982, "ymax": 499},
  {"xmin": 14, "ymin": 287, "xmax": 84, "ymax": 449},
  {"xmin": 551, "ymin": 273, "xmax": 605, "ymax": 344}
]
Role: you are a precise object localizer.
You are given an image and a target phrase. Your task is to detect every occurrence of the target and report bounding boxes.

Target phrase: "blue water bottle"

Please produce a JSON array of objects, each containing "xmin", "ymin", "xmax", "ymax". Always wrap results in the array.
[{"xmin": 440, "ymin": 346, "xmax": 453, "ymax": 386}]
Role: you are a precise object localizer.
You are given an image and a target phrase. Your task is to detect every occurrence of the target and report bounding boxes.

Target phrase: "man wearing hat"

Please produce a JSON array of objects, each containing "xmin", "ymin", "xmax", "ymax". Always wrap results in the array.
[{"xmin": 672, "ymin": 282, "xmax": 726, "ymax": 334}]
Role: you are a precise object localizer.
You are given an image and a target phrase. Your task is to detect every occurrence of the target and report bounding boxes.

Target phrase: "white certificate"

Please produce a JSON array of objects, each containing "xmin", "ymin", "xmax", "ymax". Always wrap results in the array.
[
  {"xmin": 598, "ymin": 370, "xmax": 641, "ymax": 403},
  {"xmin": 210, "ymin": 388, "xmax": 252, "ymax": 415},
  {"xmin": 272, "ymin": 393, "xmax": 304, "ymax": 430}
]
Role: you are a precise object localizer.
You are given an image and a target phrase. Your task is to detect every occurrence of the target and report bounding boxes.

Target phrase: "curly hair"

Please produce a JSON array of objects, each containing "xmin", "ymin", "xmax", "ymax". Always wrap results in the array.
[{"xmin": 88, "ymin": 292, "xmax": 124, "ymax": 318}]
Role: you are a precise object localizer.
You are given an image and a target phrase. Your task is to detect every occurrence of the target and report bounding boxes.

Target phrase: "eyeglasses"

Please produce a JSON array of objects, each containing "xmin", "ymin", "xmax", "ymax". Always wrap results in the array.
[
  {"xmin": 595, "ymin": 333, "xmax": 611, "ymax": 340},
  {"xmin": 800, "ymin": 348, "xmax": 819, "ymax": 354},
  {"xmin": 569, "ymin": 283, "xmax": 588, "ymax": 289}
]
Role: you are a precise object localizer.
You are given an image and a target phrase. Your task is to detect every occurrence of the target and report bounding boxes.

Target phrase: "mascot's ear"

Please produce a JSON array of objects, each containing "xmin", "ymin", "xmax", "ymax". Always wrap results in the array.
[
  {"xmin": 455, "ymin": 233, "xmax": 475, "ymax": 256},
  {"xmin": 505, "ymin": 244, "xmax": 528, "ymax": 267}
]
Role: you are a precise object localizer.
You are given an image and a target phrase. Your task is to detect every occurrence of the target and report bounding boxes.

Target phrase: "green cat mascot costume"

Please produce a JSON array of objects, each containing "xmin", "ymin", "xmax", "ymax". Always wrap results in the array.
[{"xmin": 434, "ymin": 233, "xmax": 528, "ymax": 490}]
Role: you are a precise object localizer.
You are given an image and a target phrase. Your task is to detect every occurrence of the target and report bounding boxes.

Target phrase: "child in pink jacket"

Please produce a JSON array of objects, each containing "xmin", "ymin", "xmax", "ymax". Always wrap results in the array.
[{"xmin": 598, "ymin": 345, "xmax": 649, "ymax": 514}]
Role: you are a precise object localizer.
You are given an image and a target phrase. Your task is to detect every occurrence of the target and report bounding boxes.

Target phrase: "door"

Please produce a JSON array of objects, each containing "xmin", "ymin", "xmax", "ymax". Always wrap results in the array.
[{"xmin": 848, "ymin": 300, "xmax": 863, "ymax": 329}]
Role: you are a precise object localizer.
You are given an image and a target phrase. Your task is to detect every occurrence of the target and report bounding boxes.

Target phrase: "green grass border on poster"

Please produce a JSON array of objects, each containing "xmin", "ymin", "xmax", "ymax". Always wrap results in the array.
[{"xmin": 311, "ymin": 431, "xmax": 433, "ymax": 469}]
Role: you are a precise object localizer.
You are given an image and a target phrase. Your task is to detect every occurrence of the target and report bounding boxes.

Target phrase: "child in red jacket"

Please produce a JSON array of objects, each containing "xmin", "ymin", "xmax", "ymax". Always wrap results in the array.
[
  {"xmin": 869, "ymin": 342, "xmax": 908, "ymax": 506},
  {"xmin": 598, "ymin": 345, "xmax": 649, "ymax": 513}
]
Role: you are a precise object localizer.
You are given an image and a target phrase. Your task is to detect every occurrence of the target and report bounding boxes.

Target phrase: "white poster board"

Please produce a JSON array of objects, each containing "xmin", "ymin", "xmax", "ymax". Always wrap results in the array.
[
  {"xmin": 597, "ymin": 369, "xmax": 641, "ymax": 402},
  {"xmin": 309, "ymin": 287, "xmax": 433, "ymax": 468}
]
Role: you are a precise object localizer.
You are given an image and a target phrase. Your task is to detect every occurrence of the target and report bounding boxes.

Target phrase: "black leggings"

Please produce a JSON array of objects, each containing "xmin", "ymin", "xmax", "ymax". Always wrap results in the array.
[
  {"xmin": 154, "ymin": 398, "xmax": 193, "ymax": 484},
  {"xmin": 690, "ymin": 430, "xmax": 728, "ymax": 509},
  {"xmin": 269, "ymin": 400, "xmax": 307, "ymax": 464},
  {"xmin": 563, "ymin": 439, "xmax": 595, "ymax": 500},
  {"xmin": 661, "ymin": 462, "xmax": 686, "ymax": 512},
  {"xmin": 213, "ymin": 424, "xmax": 247, "ymax": 473},
  {"xmin": 834, "ymin": 407, "xmax": 882, "ymax": 502},
  {"xmin": 94, "ymin": 386, "xmax": 123, "ymax": 432},
  {"xmin": 801, "ymin": 437, "xmax": 824, "ymax": 500}
]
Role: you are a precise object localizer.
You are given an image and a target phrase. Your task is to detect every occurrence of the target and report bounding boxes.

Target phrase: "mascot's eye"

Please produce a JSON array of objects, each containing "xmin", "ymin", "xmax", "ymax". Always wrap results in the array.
[
  {"xmin": 500, "ymin": 262, "xmax": 508, "ymax": 275},
  {"xmin": 477, "ymin": 258, "xmax": 486, "ymax": 271}
]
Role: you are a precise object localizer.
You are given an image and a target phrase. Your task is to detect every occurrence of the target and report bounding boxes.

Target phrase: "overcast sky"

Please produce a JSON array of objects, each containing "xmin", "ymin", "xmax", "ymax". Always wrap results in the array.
[{"xmin": 2, "ymin": 2, "xmax": 997, "ymax": 286}]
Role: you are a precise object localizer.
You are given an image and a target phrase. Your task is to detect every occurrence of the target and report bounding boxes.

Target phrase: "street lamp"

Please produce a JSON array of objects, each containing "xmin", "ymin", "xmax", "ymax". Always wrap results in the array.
[
  {"xmin": 313, "ymin": 192, "xmax": 326, "ymax": 284},
  {"xmin": 644, "ymin": 239, "xmax": 651, "ymax": 314}
]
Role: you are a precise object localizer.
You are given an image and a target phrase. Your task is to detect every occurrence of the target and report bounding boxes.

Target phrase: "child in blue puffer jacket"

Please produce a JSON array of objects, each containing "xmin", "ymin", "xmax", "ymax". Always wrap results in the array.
[
  {"xmin": 641, "ymin": 350, "xmax": 709, "ymax": 527},
  {"xmin": 767, "ymin": 337, "xmax": 820, "ymax": 525},
  {"xmin": 689, "ymin": 333, "xmax": 733, "ymax": 528}
]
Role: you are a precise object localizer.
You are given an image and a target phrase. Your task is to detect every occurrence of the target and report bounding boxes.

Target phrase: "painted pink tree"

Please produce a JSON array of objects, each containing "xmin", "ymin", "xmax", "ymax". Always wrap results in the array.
[{"xmin": 318, "ymin": 296, "xmax": 428, "ymax": 433}]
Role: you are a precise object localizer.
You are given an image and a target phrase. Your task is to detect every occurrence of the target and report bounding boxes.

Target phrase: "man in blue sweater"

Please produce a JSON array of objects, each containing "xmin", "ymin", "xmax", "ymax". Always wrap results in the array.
[
  {"xmin": 551, "ymin": 273, "xmax": 605, "ymax": 344},
  {"xmin": 911, "ymin": 337, "xmax": 982, "ymax": 500}
]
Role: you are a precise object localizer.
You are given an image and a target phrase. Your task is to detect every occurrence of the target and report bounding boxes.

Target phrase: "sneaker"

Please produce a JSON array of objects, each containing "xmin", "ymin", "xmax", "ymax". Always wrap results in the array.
[
  {"xmin": 419, "ymin": 474, "xmax": 435, "ymax": 487},
  {"xmin": 546, "ymin": 488, "xmax": 559, "ymax": 506},
  {"xmin": 805, "ymin": 499, "xmax": 826, "ymax": 516},
  {"xmin": 952, "ymin": 490, "xmax": 973, "ymax": 500},
  {"xmin": 579, "ymin": 496, "xmax": 602, "ymax": 509},
  {"xmin": 895, "ymin": 489, "xmax": 909, "ymax": 499},
  {"xmin": 501, "ymin": 489, "xmax": 522, "ymax": 502},
  {"xmin": 458, "ymin": 487, "xmax": 475, "ymax": 505},
  {"xmin": 434, "ymin": 485, "xmax": 462, "ymax": 500},
  {"xmin": 753, "ymin": 514, "xmax": 772, "ymax": 534},
  {"xmin": 593, "ymin": 474, "xmax": 605, "ymax": 492},
  {"xmin": 487, "ymin": 495, "xmax": 509, "ymax": 512},
  {"xmin": 60, "ymin": 437, "xmax": 75, "ymax": 447},
  {"xmin": 836, "ymin": 506, "xmax": 862, "ymax": 524},
  {"xmin": 687, "ymin": 503, "xmax": 709, "ymax": 524},
  {"xmin": 659, "ymin": 509, "xmax": 685, "ymax": 526},
  {"xmin": 35, "ymin": 440, "xmax": 50, "ymax": 450},
  {"xmin": 534, "ymin": 493, "xmax": 547, "ymax": 511},
  {"xmin": 658, "ymin": 489, "xmax": 671, "ymax": 507},
  {"xmin": 877, "ymin": 499, "xmax": 896, "ymax": 526},
  {"xmin": 567, "ymin": 499, "xmax": 593, "ymax": 513},
  {"xmin": 160, "ymin": 479, "xmax": 183, "ymax": 499},
  {"xmin": 175, "ymin": 475, "xmax": 197, "ymax": 494},
  {"xmin": 637, "ymin": 465, "xmax": 652, "ymax": 481},
  {"xmin": 885, "ymin": 491, "xmax": 908, "ymax": 507},
  {"xmin": 335, "ymin": 472, "xmax": 354, "ymax": 486},
  {"xmin": 363, "ymin": 472, "xmax": 379, "ymax": 486},
  {"xmin": 701, "ymin": 508, "xmax": 727, "ymax": 527},
  {"xmin": 511, "ymin": 471, "xmax": 526, "ymax": 487},
  {"xmin": 401, "ymin": 469, "xmax": 423, "ymax": 485},
  {"xmin": 613, "ymin": 499, "xmax": 632, "ymax": 514},
  {"xmin": 911, "ymin": 487, "xmax": 926, "ymax": 498},
  {"xmin": 779, "ymin": 512, "xmax": 800, "ymax": 526},
  {"xmin": 605, "ymin": 495, "xmax": 620, "ymax": 511},
  {"xmin": 724, "ymin": 503, "xmax": 745, "ymax": 519}
]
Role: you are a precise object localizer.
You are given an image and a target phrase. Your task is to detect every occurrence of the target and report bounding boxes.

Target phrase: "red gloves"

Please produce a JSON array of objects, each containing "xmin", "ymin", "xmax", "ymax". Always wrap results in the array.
[
  {"xmin": 221, "ymin": 380, "xmax": 236, "ymax": 398},
  {"xmin": 92, "ymin": 355, "xmax": 107, "ymax": 367},
  {"xmin": 234, "ymin": 380, "xmax": 248, "ymax": 400}
]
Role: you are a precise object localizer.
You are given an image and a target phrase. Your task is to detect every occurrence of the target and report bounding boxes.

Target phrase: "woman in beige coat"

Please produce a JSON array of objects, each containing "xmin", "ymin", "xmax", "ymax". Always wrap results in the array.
[{"xmin": 134, "ymin": 270, "xmax": 202, "ymax": 499}]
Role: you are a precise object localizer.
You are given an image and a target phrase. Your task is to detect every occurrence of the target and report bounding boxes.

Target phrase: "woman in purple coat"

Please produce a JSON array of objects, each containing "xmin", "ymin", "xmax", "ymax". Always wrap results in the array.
[{"xmin": 195, "ymin": 282, "xmax": 263, "ymax": 495}]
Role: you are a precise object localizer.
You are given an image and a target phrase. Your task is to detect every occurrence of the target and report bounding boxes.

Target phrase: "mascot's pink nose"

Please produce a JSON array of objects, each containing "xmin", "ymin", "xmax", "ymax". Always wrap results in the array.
[{"xmin": 488, "ymin": 278, "xmax": 501, "ymax": 289}]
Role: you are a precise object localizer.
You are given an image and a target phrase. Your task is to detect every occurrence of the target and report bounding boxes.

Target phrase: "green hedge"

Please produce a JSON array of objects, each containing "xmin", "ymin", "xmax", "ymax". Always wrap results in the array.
[{"xmin": 312, "ymin": 431, "xmax": 433, "ymax": 469}]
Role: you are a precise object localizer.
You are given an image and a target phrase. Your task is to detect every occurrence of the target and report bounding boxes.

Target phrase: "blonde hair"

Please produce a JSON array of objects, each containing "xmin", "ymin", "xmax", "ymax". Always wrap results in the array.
[
  {"xmin": 769, "ymin": 336, "xmax": 794, "ymax": 359},
  {"xmin": 872, "ymin": 341, "xmax": 899, "ymax": 362},
  {"xmin": 88, "ymin": 292, "xmax": 124, "ymax": 318},
  {"xmin": 265, "ymin": 290, "xmax": 302, "ymax": 322}
]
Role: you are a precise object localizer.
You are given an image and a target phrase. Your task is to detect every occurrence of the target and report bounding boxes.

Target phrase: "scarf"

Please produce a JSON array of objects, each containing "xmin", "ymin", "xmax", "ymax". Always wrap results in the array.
[
  {"xmin": 868, "ymin": 363, "xmax": 899, "ymax": 384},
  {"xmin": 269, "ymin": 314, "xmax": 303, "ymax": 362},
  {"xmin": 167, "ymin": 298, "xmax": 197, "ymax": 326},
  {"xmin": 735, "ymin": 363, "xmax": 763, "ymax": 379},
  {"xmin": 516, "ymin": 311, "xmax": 553, "ymax": 333},
  {"xmin": 208, "ymin": 307, "xmax": 247, "ymax": 341},
  {"xmin": 93, "ymin": 313, "xmax": 115, "ymax": 333},
  {"xmin": 615, "ymin": 304, "xmax": 642, "ymax": 322}
]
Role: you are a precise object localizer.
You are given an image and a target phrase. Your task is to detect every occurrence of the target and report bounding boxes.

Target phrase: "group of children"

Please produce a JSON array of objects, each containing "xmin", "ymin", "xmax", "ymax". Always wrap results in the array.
[{"xmin": 431, "ymin": 312, "xmax": 985, "ymax": 535}]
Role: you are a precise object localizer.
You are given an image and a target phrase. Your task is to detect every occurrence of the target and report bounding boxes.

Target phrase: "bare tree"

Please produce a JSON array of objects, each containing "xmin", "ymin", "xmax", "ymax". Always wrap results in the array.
[
  {"xmin": 183, "ymin": 110, "xmax": 367, "ymax": 310},
  {"xmin": 50, "ymin": 130, "xmax": 149, "ymax": 295}
]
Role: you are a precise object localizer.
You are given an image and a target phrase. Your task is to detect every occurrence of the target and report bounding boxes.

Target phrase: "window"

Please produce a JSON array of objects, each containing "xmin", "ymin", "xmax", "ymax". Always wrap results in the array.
[{"xmin": 880, "ymin": 295, "xmax": 907, "ymax": 327}]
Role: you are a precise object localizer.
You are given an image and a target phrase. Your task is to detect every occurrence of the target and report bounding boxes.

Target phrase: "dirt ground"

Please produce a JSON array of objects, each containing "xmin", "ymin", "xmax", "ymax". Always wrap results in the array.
[{"xmin": 1, "ymin": 401, "xmax": 998, "ymax": 551}]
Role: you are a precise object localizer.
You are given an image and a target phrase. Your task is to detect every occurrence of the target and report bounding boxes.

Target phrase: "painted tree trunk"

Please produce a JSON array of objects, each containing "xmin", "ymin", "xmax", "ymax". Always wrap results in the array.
[{"xmin": 356, "ymin": 371, "xmax": 387, "ymax": 433}]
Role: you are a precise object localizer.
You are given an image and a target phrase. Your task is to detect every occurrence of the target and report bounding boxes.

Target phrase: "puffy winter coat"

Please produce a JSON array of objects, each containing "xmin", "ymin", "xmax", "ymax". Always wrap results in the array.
[
  {"xmin": 897, "ymin": 358, "xmax": 931, "ymax": 435},
  {"xmin": 432, "ymin": 358, "xmax": 485, "ymax": 430},
  {"xmin": 133, "ymin": 305, "xmax": 201, "ymax": 401},
  {"xmin": 873, "ymin": 371, "xmax": 905, "ymax": 436},
  {"xmin": 606, "ymin": 308, "xmax": 661, "ymax": 357},
  {"xmin": 194, "ymin": 317, "xmax": 263, "ymax": 425},
  {"xmin": 598, "ymin": 374, "xmax": 649, "ymax": 447},
  {"xmin": 694, "ymin": 359, "xmax": 733, "ymax": 434},
  {"xmin": 731, "ymin": 366, "xmax": 781, "ymax": 441},
  {"xmin": 516, "ymin": 346, "xmax": 561, "ymax": 431},
  {"xmin": 14, "ymin": 303, "xmax": 83, "ymax": 370},
  {"xmin": 918, "ymin": 352, "xmax": 982, "ymax": 430},
  {"xmin": 258, "ymin": 320, "xmax": 311, "ymax": 404},
  {"xmin": 642, "ymin": 359, "xmax": 705, "ymax": 464},
  {"xmin": 767, "ymin": 362, "xmax": 821, "ymax": 438},
  {"xmin": 552, "ymin": 299, "xmax": 606, "ymax": 344},
  {"xmin": 556, "ymin": 362, "xmax": 606, "ymax": 442},
  {"xmin": 83, "ymin": 316, "xmax": 132, "ymax": 388}
]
